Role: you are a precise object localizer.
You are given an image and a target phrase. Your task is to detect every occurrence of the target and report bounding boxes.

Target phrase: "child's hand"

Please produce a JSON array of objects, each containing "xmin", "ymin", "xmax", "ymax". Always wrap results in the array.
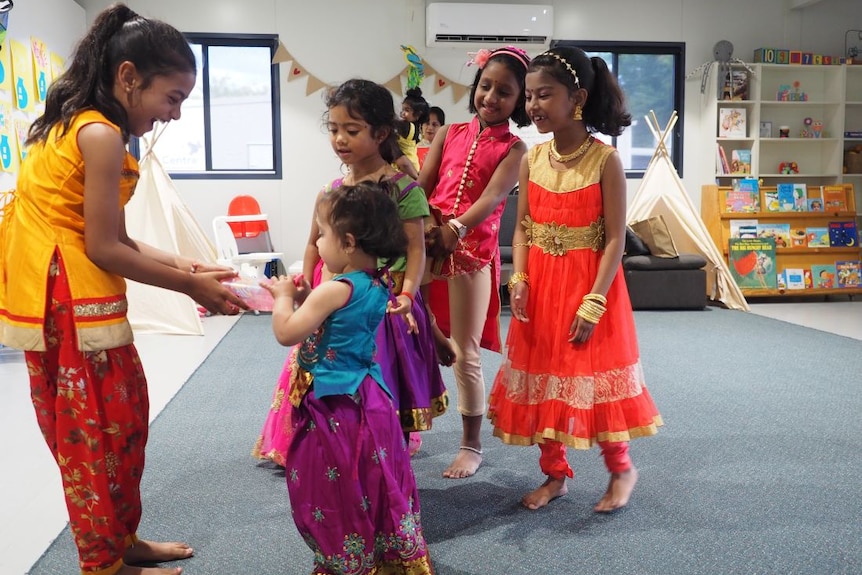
[
  {"xmin": 568, "ymin": 314, "xmax": 596, "ymax": 344},
  {"xmin": 261, "ymin": 274, "xmax": 298, "ymax": 300},
  {"xmin": 510, "ymin": 283, "xmax": 530, "ymax": 323},
  {"xmin": 292, "ymin": 274, "xmax": 312, "ymax": 305},
  {"xmin": 190, "ymin": 261, "xmax": 235, "ymax": 274},
  {"xmin": 387, "ymin": 294, "xmax": 418, "ymax": 334}
]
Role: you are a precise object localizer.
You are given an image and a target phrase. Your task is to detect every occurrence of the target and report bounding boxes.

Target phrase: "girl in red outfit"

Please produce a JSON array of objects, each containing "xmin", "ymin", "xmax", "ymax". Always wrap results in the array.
[
  {"xmin": 488, "ymin": 46, "xmax": 663, "ymax": 512},
  {"xmin": 0, "ymin": 4, "xmax": 244, "ymax": 575}
]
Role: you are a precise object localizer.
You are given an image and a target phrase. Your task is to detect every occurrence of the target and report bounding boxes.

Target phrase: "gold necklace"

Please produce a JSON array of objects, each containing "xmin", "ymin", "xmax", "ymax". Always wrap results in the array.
[{"xmin": 549, "ymin": 136, "xmax": 593, "ymax": 163}]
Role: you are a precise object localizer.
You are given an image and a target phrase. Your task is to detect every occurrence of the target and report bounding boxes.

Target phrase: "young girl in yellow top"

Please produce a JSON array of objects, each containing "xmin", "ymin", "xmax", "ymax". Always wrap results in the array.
[{"xmin": 0, "ymin": 4, "xmax": 244, "ymax": 575}]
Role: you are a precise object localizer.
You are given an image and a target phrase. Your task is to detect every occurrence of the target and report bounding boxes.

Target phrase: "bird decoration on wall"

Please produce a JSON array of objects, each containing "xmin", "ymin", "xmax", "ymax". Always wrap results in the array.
[
  {"xmin": 400, "ymin": 44, "xmax": 424, "ymax": 90},
  {"xmin": 686, "ymin": 40, "xmax": 755, "ymax": 98}
]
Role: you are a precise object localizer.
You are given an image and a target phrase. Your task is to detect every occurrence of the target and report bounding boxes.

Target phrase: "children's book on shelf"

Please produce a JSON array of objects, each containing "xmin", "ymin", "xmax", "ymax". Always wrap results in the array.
[
  {"xmin": 789, "ymin": 227, "xmax": 808, "ymax": 248},
  {"xmin": 821, "ymin": 184, "xmax": 848, "ymax": 211},
  {"xmin": 776, "ymin": 271, "xmax": 787, "ymax": 291},
  {"xmin": 721, "ymin": 69, "xmax": 749, "ymax": 101},
  {"xmin": 730, "ymin": 149, "xmax": 752, "ymax": 174},
  {"xmin": 776, "ymin": 183, "xmax": 796, "ymax": 211},
  {"xmin": 807, "ymin": 197, "xmax": 824, "ymax": 212},
  {"xmin": 829, "ymin": 221, "xmax": 858, "ymax": 247},
  {"xmin": 763, "ymin": 188, "xmax": 780, "ymax": 212},
  {"xmin": 729, "ymin": 237, "xmax": 777, "ymax": 289},
  {"xmin": 805, "ymin": 226, "xmax": 830, "ymax": 248},
  {"xmin": 792, "ymin": 184, "xmax": 807, "ymax": 211},
  {"xmin": 716, "ymin": 144, "xmax": 730, "ymax": 174},
  {"xmin": 783, "ymin": 268, "xmax": 806, "ymax": 290},
  {"xmin": 718, "ymin": 107, "xmax": 747, "ymax": 138},
  {"xmin": 730, "ymin": 219, "xmax": 758, "ymax": 239},
  {"xmin": 811, "ymin": 264, "xmax": 836, "ymax": 288},
  {"xmin": 835, "ymin": 260, "xmax": 861, "ymax": 288},
  {"xmin": 757, "ymin": 222, "xmax": 791, "ymax": 248},
  {"xmin": 803, "ymin": 269, "xmax": 813, "ymax": 289}
]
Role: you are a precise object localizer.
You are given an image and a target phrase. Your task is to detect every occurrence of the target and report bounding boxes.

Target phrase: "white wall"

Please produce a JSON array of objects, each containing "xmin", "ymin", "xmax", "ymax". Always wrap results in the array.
[
  {"xmin": 72, "ymin": 0, "xmax": 862, "ymax": 265},
  {"xmin": 0, "ymin": 1, "xmax": 86, "ymax": 192}
]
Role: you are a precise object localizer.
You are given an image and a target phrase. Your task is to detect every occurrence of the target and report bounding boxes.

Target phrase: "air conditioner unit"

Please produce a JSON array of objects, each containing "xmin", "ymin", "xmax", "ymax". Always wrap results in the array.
[{"xmin": 426, "ymin": 3, "xmax": 553, "ymax": 49}]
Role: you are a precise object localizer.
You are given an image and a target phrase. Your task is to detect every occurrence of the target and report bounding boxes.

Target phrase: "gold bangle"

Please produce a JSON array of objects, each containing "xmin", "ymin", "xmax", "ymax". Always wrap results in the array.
[
  {"xmin": 512, "ymin": 242, "xmax": 532, "ymax": 248},
  {"xmin": 576, "ymin": 299, "xmax": 606, "ymax": 324},
  {"xmin": 582, "ymin": 293, "xmax": 607, "ymax": 306},
  {"xmin": 507, "ymin": 271, "xmax": 529, "ymax": 292}
]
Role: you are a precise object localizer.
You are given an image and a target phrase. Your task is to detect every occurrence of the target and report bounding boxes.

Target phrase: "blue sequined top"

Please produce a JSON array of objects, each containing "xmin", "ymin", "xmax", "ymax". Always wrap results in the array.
[{"xmin": 296, "ymin": 270, "xmax": 391, "ymax": 398}]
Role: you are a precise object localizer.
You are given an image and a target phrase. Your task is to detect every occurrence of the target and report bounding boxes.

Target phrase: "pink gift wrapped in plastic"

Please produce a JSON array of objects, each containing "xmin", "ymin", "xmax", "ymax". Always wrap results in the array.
[{"xmin": 223, "ymin": 280, "xmax": 274, "ymax": 312}]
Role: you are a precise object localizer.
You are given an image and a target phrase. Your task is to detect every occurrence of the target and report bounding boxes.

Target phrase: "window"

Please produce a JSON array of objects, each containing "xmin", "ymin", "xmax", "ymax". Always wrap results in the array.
[
  {"xmin": 153, "ymin": 33, "xmax": 282, "ymax": 179},
  {"xmin": 552, "ymin": 41, "xmax": 685, "ymax": 178}
]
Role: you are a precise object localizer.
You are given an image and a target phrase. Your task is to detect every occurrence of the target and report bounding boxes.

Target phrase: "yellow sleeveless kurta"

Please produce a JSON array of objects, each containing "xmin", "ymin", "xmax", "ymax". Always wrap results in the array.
[{"xmin": 0, "ymin": 110, "xmax": 139, "ymax": 351}]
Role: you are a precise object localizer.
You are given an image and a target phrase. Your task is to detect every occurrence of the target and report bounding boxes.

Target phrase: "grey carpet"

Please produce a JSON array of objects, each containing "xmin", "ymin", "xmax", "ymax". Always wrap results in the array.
[{"xmin": 29, "ymin": 308, "xmax": 862, "ymax": 575}]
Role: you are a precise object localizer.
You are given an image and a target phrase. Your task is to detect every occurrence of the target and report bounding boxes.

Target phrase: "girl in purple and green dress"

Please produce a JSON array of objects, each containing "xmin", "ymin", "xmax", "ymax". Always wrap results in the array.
[{"xmin": 262, "ymin": 181, "xmax": 434, "ymax": 574}]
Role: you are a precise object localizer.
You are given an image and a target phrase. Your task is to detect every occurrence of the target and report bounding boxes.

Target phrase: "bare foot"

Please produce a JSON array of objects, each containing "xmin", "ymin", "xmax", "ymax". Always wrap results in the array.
[
  {"xmin": 442, "ymin": 446, "xmax": 482, "ymax": 478},
  {"xmin": 432, "ymin": 324, "xmax": 456, "ymax": 366},
  {"xmin": 124, "ymin": 539, "xmax": 194, "ymax": 565},
  {"xmin": 117, "ymin": 565, "xmax": 182, "ymax": 575},
  {"xmin": 594, "ymin": 467, "xmax": 638, "ymax": 513},
  {"xmin": 521, "ymin": 476, "xmax": 568, "ymax": 510}
]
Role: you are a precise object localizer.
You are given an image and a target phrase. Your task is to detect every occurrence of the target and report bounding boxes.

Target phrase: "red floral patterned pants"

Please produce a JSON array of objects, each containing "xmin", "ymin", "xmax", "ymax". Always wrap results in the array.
[{"xmin": 25, "ymin": 253, "xmax": 149, "ymax": 575}]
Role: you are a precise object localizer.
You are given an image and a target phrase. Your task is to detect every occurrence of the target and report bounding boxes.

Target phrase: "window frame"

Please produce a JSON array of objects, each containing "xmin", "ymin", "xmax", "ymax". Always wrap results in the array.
[
  {"xmin": 550, "ymin": 40, "xmax": 685, "ymax": 179},
  {"xmin": 149, "ymin": 32, "xmax": 283, "ymax": 181}
]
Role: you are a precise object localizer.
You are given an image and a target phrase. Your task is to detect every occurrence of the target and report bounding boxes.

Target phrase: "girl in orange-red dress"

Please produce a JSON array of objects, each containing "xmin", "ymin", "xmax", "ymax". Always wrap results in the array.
[{"xmin": 488, "ymin": 46, "xmax": 663, "ymax": 513}]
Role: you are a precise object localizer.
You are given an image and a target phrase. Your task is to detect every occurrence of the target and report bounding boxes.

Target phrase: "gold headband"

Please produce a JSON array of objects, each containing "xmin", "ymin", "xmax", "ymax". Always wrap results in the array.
[{"xmin": 538, "ymin": 51, "xmax": 580, "ymax": 88}]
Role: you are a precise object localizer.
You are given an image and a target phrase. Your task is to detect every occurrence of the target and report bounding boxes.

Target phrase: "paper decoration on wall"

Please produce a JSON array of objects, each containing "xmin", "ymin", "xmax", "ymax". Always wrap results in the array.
[
  {"xmin": 0, "ymin": 101, "xmax": 16, "ymax": 172},
  {"xmin": 13, "ymin": 116, "xmax": 27, "ymax": 160},
  {"xmin": 401, "ymin": 45, "xmax": 424, "ymax": 90},
  {"xmin": 30, "ymin": 37, "xmax": 49, "ymax": 102},
  {"xmin": 271, "ymin": 40, "xmax": 469, "ymax": 101},
  {"xmin": 49, "ymin": 51, "xmax": 64, "ymax": 81},
  {"xmin": 0, "ymin": 39, "xmax": 11, "ymax": 93},
  {"xmin": 9, "ymin": 38, "xmax": 33, "ymax": 111}
]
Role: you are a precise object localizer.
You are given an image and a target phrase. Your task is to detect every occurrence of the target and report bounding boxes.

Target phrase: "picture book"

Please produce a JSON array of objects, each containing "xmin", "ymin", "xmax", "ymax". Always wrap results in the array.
[
  {"xmin": 735, "ymin": 177, "xmax": 760, "ymax": 194},
  {"xmin": 776, "ymin": 271, "xmax": 787, "ymax": 291},
  {"xmin": 728, "ymin": 237, "xmax": 777, "ymax": 289},
  {"xmin": 783, "ymin": 268, "xmax": 806, "ymax": 290},
  {"xmin": 716, "ymin": 144, "xmax": 730, "ymax": 174},
  {"xmin": 730, "ymin": 219, "xmax": 758, "ymax": 239},
  {"xmin": 811, "ymin": 264, "xmax": 836, "ymax": 288},
  {"xmin": 789, "ymin": 227, "xmax": 808, "ymax": 248},
  {"xmin": 805, "ymin": 227, "xmax": 830, "ymax": 248},
  {"xmin": 792, "ymin": 183, "xmax": 807, "ymax": 211},
  {"xmin": 730, "ymin": 149, "xmax": 751, "ymax": 174},
  {"xmin": 763, "ymin": 188, "xmax": 780, "ymax": 212},
  {"xmin": 804, "ymin": 269, "xmax": 813, "ymax": 289},
  {"xmin": 829, "ymin": 221, "xmax": 858, "ymax": 247},
  {"xmin": 721, "ymin": 69, "xmax": 749, "ymax": 101},
  {"xmin": 821, "ymin": 184, "xmax": 848, "ymax": 211},
  {"xmin": 807, "ymin": 197, "xmax": 824, "ymax": 212},
  {"xmin": 718, "ymin": 107, "xmax": 747, "ymax": 138},
  {"xmin": 757, "ymin": 223, "xmax": 790, "ymax": 248},
  {"xmin": 835, "ymin": 260, "xmax": 861, "ymax": 288},
  {"xmin": 776, "ymin": 183, "xmax": 796, "ymax": 211},
  {"xmin": 725, "ymin": 190, "xmax": 759, "ymax": 213}
]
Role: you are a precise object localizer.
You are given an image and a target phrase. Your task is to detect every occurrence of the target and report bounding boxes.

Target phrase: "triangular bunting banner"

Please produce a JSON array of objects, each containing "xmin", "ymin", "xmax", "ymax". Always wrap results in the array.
[
  {"xmin": 384, "ymin": 73, "xmax": 404, "ymax": 96},
  {"xmin": 272, "ymin": 41, "xmax": 292, "ymax": 65},
  {"xmin": 305, "ymin": 75, "xmax": 328, "ymax": 96},
  {"xmin": 286, "ymin": 63, "xmax": 308, "ymax": 82},
  {"xmin": 450, "ymin": 83, "xmax": 469, "ymax": 102},
  {"xmin": 433, "ymin": 74, "xmax": 449, "ymax": 94}
]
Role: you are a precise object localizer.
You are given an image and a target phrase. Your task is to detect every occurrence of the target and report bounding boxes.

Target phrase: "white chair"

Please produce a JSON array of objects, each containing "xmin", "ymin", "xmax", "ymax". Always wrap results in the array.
[{"xmin": 212, "ymin": 215, "xmax": 283, "ymax": 279}]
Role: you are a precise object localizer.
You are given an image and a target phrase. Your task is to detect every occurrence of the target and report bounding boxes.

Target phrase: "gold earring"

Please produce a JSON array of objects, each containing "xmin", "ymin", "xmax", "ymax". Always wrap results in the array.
[{"xmin": 573, "ymin": 104, "xmax": 583, "ymax": 121}]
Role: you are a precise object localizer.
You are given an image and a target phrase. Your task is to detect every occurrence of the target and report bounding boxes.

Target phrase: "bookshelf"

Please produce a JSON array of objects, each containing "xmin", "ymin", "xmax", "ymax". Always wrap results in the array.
[
  {"xmin": 711, "ymin": 64, "xmax": 862, "ymax": 213},
  {"xmin": 701, "ymin": 183, "xmax": 861, "ymax": 297}
]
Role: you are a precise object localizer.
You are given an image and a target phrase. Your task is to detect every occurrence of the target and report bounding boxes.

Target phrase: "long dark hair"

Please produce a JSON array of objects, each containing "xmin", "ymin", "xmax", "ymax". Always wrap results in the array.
[
  {"xmin": 402, "ymin": 87, "xmax": 430, "ymax": 125},
  {"xmin": 324, "ymin": 78, "xmax": 399, "ymax": 164},
  {"xmin": 27, "ymin": 3, "xmax": 195, "ymax": 145},
  {"xmin": 530, "ymin": 46, "xmax": 631, "ymax": 137}
]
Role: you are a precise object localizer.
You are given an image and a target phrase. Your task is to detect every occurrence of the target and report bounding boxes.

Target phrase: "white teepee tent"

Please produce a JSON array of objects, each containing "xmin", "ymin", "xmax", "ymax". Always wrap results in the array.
[
  {"xmin": 627, "ymin": 111, "xmax": 749, "ymax": 311},
  {"xmin": 124, "ymin": 128, "xmax": 217, "ymax": 334}
]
